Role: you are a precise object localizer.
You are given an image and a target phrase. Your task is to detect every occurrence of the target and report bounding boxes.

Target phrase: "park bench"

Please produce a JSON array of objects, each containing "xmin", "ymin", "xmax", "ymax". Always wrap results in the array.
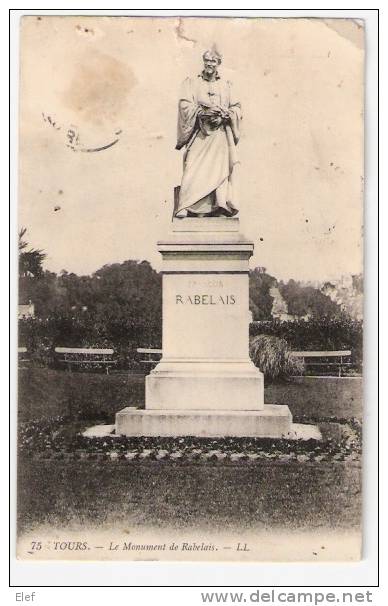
[
  {"xmin": 18, "ymin": 346, "xmax": 30, "ymax": 367},
  {"xmin": 54, "ymin": 347, "xmax": 117, "ymax": 374},
  {"xmin": 290, "ymin": 350, "xmax": 352, "ymax": 377},
  {"xmin": 136, "ymin": 348, "xmax": 162, "ymax": 368}
]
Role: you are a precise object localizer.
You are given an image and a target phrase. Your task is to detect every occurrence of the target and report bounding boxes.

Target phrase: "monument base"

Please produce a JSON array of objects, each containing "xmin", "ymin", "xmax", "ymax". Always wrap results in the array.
[
  {"xmin": 115, "ymin": 405, "xmax": 292, "ymax": 438},
  {"xmin": 116, "ymin": 219, "xmax": 293, "ymax": 439},
  {"xmin": 146, "ymin": 360, "xmax": 264, "ymax": 411}
]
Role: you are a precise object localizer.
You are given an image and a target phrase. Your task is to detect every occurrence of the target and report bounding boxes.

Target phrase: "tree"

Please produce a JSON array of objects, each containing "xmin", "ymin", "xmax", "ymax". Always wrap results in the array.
[
  {"xmin": 91, "ymin": 260, "xmax": 162, "ymax": 346},
  {"xmin": 352, "ymin": 274, "xmax": 363, "ymax": 294},
  {"xmin": 249, "ymin": 267, "xmax": 277, "ymax": 321},
  {"xmin": 279, "ymin": 279, "xmax": 342, "ymax": 318},
  {"xmin": 19, "ymin": 227, "xmax": 46, "ymax": 278}
]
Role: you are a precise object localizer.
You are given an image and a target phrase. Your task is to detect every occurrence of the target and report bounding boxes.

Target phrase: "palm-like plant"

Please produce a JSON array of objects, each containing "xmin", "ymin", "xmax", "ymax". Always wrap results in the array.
[{"xmin": 19, "ymin": 227, "xmax": 46, "ymax": 278}]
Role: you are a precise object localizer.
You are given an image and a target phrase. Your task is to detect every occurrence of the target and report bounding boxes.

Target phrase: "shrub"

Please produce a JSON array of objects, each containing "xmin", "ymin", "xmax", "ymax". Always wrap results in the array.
[{"xmin": 249, "ymin": 335, "xmax": 304, "ymax": 382}]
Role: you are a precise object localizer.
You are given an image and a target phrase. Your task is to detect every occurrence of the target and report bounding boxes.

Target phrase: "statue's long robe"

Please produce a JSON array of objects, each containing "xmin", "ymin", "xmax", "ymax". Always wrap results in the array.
[{"xmin": 175, "ymin": 75, "xmax": 242, "ymax": 217}]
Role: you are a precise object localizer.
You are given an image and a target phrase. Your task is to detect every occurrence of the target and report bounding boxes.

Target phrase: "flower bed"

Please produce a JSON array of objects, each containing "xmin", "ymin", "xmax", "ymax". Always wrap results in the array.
[{"xmin": 18, "ymin": 416, "xmax": 361, "ymax": 464}]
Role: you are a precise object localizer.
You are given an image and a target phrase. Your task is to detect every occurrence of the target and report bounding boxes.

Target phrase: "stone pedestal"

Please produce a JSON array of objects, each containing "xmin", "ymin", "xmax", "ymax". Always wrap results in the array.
[
  {"xmin": 116, "ymin": 217, "xmax": 292, "ymax": 437},
  {"xmin": 116, "ymin": 406, "xmax": 292, "ymax": 438}
]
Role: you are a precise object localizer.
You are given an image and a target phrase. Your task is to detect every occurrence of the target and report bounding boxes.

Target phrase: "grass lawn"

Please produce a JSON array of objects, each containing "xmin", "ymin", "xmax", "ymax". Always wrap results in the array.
[
  {"xmin": 17, "ymin": 367, "xmax": 362, "ymax": 546},
  {"xmin": 18, "ymin": 368, "xmax": 362, "ymax": 422},
  {"xmin": 18, "ymin": 456, "xmax": 361, "ymax": 536}
]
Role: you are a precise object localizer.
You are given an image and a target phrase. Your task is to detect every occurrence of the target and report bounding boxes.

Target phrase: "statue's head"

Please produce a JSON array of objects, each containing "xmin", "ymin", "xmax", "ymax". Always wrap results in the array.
[{"xmin": 202, "ymin": 48, "xmax": 222, "ymax": 77}]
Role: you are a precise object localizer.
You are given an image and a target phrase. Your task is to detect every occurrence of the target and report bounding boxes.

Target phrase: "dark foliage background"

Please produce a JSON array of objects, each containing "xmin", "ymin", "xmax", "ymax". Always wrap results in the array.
[
  {"xmin": 18, "ymin": 236, "xmax": 362, "ymax": 371},
  {"xmin": 19, "ymin": 259, "xmax": 162, "ymax": 369}
]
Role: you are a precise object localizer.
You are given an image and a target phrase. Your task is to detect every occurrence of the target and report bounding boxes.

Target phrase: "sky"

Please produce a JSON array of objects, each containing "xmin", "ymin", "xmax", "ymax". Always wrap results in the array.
[{"xmin": 19, "ymin": 16, "xmax": 364, "ymax": 282}]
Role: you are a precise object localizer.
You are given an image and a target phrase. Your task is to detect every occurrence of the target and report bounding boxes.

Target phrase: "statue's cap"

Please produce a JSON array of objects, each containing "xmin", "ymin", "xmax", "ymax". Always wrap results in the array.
[{"xmin": 202, "ymin": 45, "xmax": 222, "ymax": 64}]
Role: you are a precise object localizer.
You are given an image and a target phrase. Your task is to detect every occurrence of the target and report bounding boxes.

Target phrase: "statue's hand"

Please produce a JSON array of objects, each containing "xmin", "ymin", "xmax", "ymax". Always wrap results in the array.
[{"xmin": 209, "ymin": 115, "xmax": 222, "ymax": 127}]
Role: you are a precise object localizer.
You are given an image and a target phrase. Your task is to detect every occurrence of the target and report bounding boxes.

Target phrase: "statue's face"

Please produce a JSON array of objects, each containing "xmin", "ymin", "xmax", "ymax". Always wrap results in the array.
[{"xmin": 203, "ymin": 54, "xmax": 219, "ymax": 77}]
